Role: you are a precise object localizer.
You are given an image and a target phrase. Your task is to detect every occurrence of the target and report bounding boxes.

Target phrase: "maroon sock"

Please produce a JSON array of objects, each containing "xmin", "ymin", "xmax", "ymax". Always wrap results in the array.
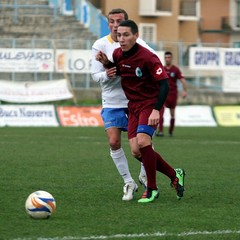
[
  {"xmin": 159, "ymin": 117, "xmax": 164, "ymax": 132},
  {"xmin": 159, "ymin": 108, "xmax": 164, "ymax": 132},
  {"xmin": 139, "ymin": 145, "xmax": 157, "ymax": 190},
  {"xmin": 155, "ymin": 151, "xmax": 176, "ymax": 180},
  {"xmin": 169, "ymin": 118, "xmax": 175, "ymax": 134}
]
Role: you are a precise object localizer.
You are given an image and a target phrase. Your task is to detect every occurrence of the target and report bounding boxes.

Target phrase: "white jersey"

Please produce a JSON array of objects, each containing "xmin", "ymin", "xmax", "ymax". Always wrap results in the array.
[{"xmin": 91, "ymin": 35, "xmax": 156, "ymax": 108}]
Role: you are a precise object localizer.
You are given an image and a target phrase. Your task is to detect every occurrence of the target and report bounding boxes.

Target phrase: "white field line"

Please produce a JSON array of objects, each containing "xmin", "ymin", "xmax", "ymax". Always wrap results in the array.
[{"xmin": 12, "ymin": 229, "xmax": 240, "ymax": 240}]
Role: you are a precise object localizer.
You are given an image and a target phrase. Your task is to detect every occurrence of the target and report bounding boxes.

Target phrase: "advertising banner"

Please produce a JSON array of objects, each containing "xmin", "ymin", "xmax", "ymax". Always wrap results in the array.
[
  {"xmin": 55, "ymin": 49, "xmax": 92, "ymax": 73},
  {"xmin": 57, "ymin": 105, "xmax": 216, "ymax": 127},
  {"xmin": 57, "ymin": 106, "xmax": 104, "ymax": 126},
  {"xmin": 189, "ymin": 47, "xmax": 240, "ymax": 70},
  {"xmin": 213, "ymin": 106, "xmax": 240, "ymax": 126},
  {"xmin": 0, "ymin": 48, "xmax": 164, "ymax": 74},
  {"xmin": 189, "ymin": 47, "xmax": 220, "ymax": 70},
  {"xmin": 222, "ymin": 71, "xmax": 240, "ymax": 93},
  {"xmin": 0, "ymin": 79, "xmax": 73, "ymax": 103},
  {"xmin": 0, "ymin": 105, "xmax": 59, "ymax": 127},
  {"xmin": 0, "ymin": 48, "xmax": 54, "ymax": 72},
  {"xmin": 222, "ymin": 48, "xmax": 240, "ymax": 69},
  {"xmin": 163, "ymin": 105, "xmax": 217, "ymax": 127}
]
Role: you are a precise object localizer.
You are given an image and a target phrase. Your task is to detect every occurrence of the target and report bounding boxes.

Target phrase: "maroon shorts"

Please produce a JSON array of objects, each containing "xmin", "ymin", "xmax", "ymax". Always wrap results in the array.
[
  {"xmin": 165, "ymin": 93, "xmax": 177, "ymax": 109},
  {"xmin": 127, "ymin": 101, "xmax": 158, "ymax": 139}
]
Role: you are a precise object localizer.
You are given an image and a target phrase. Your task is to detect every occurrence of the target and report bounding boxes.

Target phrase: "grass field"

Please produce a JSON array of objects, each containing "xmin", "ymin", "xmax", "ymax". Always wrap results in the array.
[{"xmin": 1, "ymin": 126, "xmax": 240, "ymax": 240}]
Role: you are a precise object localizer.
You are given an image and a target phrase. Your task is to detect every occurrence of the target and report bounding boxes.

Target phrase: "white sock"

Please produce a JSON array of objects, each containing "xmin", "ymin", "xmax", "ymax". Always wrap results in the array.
[
  {"xmin": 110, "ymin": 148, "xmax": 133, "ymax": 184},
  {"xmin": 139, "ymin": 162, "xmax": 146, "ymax": 177}
]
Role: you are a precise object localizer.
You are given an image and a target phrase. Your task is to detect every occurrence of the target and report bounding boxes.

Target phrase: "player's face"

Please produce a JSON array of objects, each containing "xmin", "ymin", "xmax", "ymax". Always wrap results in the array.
[
  {"xmin": 164, "ymin": 54, "xmax": 172, "ymax": 66},
  {"xmin": 108, "ymin": 13, "xmax": 126, "ymax": 41},
  {"xmin": 117, "ymin": 26, "xmax": 138, "ymax": 52}
]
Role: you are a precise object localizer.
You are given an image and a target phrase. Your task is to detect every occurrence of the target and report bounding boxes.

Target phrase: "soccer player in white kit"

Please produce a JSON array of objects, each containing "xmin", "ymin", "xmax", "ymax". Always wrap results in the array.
[{"xmin": 91, "ymin": 9, "xmax": 152, "ymax": 201}]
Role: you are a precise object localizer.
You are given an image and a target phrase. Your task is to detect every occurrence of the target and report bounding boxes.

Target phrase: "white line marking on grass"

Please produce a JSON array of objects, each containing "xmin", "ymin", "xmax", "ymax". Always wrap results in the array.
[{"xmin": 13, "ymin": 229, "xmax": 240, "ymax": 240}]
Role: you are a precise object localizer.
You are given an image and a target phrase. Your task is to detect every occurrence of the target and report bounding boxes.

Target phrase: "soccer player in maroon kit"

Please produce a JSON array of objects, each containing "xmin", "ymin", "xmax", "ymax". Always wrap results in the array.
[
  {"xmin": 96, "ymin": 20, "xmax": 185, "ymax": 203},
  {"xmin": 156, "ymin": 51, "xmax": 187, "ymax": 137}
]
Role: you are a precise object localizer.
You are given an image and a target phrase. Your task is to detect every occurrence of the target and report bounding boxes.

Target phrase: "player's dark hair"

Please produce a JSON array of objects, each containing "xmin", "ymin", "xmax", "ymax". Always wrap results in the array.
[
  {"xmin": 165, "ymin": 51, "xmax": 172, "ymax": 56},
  {"xmin": 108, "ymin": 8, "xmax": 128, "ymax": 20},
  {"xmin": 119, "ymin": 20, "xmax": 138, "ymax": 34}
]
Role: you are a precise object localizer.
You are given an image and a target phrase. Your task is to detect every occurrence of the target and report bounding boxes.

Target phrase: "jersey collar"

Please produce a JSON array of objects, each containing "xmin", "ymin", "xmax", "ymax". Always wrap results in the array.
[
  {"xmin": 122, "ymin": 43, "xmax": 139, "ymax": 57},
  {"xmin": 107, "ymin": 34, "xmax": 114, "ymax": 43}
]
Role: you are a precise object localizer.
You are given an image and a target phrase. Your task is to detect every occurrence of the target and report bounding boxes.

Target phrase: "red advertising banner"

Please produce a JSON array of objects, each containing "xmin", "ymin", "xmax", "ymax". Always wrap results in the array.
[{"xmin": 57, "ymin": 106, "xmax": 104, "ymax": 127}]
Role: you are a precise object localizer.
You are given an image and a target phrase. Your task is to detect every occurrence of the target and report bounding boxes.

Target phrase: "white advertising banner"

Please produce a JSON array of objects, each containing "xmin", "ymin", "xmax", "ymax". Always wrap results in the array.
[
  {"xmin": 55, "ymin": 49, "xmax": 92, "ymax": 73},
  {"xmin": 189, "ymin": 47, "xmax": 220, "ymax": 70},
  {"xmin": 222, "ymin": 71, "xmax": 240, "ymax": 92},
  {"xmin": 221, "ymin": 48, "xmax": 240, "ymax": 70},
  {"xmin": 0, "ymin": 79, "xmax": 73, "ymax": 103},
  {"xmin": 189, "ymin": 47, "xmax": 240, "ymax": 70},
  {"xmin": 0, "ymin": 105, "xmax": 59, "ymax": 127},
  {"xmin": 163, "ymin": 105, "xmax": 217, "ymax": 127},
  {"xmin": 0, "ymin": 48, "xmax": 54, "ymax": 72},
  {"xmin": 54, "ymin": 50, "xmax": 165, "ymax": 74}
]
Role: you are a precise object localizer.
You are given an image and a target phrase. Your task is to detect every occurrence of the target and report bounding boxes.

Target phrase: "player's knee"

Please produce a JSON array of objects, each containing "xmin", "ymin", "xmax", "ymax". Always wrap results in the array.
[
  {"xmin": 136, "ymin": 137, "xmax": 149, "ymax": 149},
  {"xmin": 109, "ymin": 138, "xmax": 121, "ymax": 150}
]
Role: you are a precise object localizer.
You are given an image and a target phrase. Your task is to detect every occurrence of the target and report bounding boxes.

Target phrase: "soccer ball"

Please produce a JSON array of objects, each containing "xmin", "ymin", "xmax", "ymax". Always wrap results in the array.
[{"xmin": 25, "ymin": 190, "xmax": 56, "ymax": 219}]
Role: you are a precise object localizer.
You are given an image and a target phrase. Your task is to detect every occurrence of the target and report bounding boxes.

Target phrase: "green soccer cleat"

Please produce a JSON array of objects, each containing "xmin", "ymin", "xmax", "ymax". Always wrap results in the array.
[
  {"xmin": 171, "ymin": 168, "xmax": 185, "ymax": 200},
  {"xmin": 138, "ymin": 189, "xmax": 159, "ymax": 203}
]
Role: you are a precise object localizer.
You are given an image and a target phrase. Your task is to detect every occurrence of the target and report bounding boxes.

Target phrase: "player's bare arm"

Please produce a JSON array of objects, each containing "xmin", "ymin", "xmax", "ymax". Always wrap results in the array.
[{"xmin": 180, "ymin": 78, "xmax": 187, "ymax": 98}]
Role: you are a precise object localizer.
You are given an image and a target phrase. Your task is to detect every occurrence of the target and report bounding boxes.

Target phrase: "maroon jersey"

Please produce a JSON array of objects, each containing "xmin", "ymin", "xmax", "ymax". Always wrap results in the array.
[
  {"xmin": 112, "ymin": 44, "xmax": 169, "ymax": 104},
  {"xmin": 164, "ymin": 65, "xmax": 184, "ymax": 96}
]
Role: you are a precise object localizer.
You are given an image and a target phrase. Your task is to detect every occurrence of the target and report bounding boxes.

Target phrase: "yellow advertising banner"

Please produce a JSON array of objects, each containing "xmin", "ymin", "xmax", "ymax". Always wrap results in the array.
[{"xmin": 213, "ymin": 106, "xmax": 240, "ymax": 126}]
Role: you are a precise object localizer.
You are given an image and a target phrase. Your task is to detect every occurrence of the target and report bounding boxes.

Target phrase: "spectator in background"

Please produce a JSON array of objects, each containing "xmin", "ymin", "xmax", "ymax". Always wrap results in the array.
[
  {"xmin": 91, "ymin": 8, "xmax": 153, "ymax": 201},
  {"xmin": 156, "ymin": 51, "xmax": 187, "ymax": 137},
  {"xmin": 96, "ymin": 20, "xmax": 185, "ymax": 203}
]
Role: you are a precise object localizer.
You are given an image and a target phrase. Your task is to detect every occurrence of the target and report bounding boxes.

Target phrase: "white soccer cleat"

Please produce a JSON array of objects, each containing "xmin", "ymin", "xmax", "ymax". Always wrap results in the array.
[
  {"xmin": 138, "ymin": 174, "xmax": 147, "ymax": 190},
  {"xmin": 122, "ymin": 181, "xmax": 138, "ymax": 201}
]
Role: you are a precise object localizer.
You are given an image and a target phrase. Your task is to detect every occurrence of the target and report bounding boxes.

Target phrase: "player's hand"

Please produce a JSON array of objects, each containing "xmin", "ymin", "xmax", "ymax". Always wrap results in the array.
[
  {"xmin": 148, "ymin": 109, "xmax": 160, "ymax": 126},
  {"xmin": 182, "ymin": 91, "xmax": 187, "ymax": 98},
  {"xmin": 106, "ymin": 67, "xmax": 117, "ymax": 79},
  {"xmin": 96, "ymin": 51, "xmax": 109, "ymax": 65}
]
